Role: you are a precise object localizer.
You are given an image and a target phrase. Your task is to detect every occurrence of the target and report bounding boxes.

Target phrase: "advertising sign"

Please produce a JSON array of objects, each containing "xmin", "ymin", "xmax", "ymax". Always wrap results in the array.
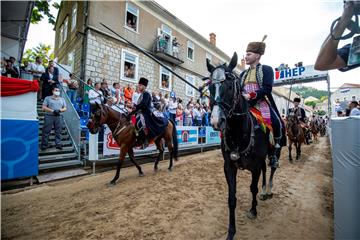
[
  {"xmin": 176, "ymin": 126, "xmax": 198, "ymax": 146},
  {"xmin": 274, "ymin": 65, "xmax": 328, "ymax": 85},
  {"xmin": 205, "ymin": 127, "xmax": 221, "ymax": 144}
]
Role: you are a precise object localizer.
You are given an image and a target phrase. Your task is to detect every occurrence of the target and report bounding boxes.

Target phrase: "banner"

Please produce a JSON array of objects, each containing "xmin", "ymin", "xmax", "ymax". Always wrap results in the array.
[
  {"xmin": 176, "ymin": 126, "xmax": 199, "ymax": 146},
  {"xmin": 274, "ymin": 65, "xmax": 328, "ymax": 85},
  {"xmin": 103, "ymin": 125, "xmax": 156, "ymax": 156},
  {"xmin": 205, "ymin": 127, "xmax": 221, "ymax": 144}
]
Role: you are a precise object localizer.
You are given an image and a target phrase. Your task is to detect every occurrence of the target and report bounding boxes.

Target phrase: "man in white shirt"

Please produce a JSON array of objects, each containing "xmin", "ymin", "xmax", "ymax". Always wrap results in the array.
[
  {"xmin": 131, "ymin": 85, "xmax": 141, "ymax": 106},
  {"xmin": 89, "ymin": 82, "xmax": 104, "ymax": 113},
  {"xmin": 27, "ymin": 56, "xmax": 45, "ymax": 100}
]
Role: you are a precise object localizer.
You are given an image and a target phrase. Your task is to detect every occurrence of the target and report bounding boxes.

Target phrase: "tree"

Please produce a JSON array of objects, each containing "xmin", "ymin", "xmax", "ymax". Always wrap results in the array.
[
  {"xmin": 305, "ymin": 101, "xmax": 317, "ymax": 109},
  {"xmin": 22, "ymin": 43, "xmax": 54, "ymax": 66},
  {"xmin": 31, "ymin": 0, "xmax": 60, "ymax": 25}
]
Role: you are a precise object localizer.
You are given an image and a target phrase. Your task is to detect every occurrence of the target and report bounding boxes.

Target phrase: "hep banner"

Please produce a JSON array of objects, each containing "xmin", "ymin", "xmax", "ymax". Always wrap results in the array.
[{"xmin": 274, "ymin": 65, "xmax": 328, "ymax": 85}]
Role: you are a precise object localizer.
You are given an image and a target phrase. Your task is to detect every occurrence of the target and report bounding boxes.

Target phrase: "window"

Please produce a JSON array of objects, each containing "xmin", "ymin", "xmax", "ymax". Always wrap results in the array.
[
  {"xmin": 68, "ymin": 50, "xmax": 75, "ymax": 72},
  {"xmin": 206, "ymin": 52, "xmax": 212, "ymax": 62},
  {"xmin": 185, "ymin": 74, "xmax": 195, "ymax": 97},
  {"xmin": 59, "ymin": 25, "xmax": 64, "ymax": 46},
  {"xmin": 121, "ymin": 49, "xmax": 138, "ymax": 82},
  {"xmin": 71, "ymin": 3, "xmax": 77, "ymax": 31},
  {"xmin": 63, "ymin": 17, "xmax": 68, "ymax": 42},
  {"xmin": 125, "ymin": 2, "xmax": 139, "ymax": 32},
  {"xmin": 159, "ymin": 66, "xmax": 172, "ymax": 91},
  {"xmin": 187, "ymin": 40, "xmax": 194, "ymax": 61}
]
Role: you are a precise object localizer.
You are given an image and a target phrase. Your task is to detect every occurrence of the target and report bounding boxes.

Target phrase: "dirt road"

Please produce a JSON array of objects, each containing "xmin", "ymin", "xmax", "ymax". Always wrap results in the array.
[{"xmin": 2, "ymin": 137, "xmax": 333, "ymax": 240}]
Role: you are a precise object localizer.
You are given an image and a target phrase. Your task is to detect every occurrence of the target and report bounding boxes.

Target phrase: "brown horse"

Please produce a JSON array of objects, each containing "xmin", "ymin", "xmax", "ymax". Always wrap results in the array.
[
  {"xmin": 87, "ymin": 103, "xmax": 178, "ymax": 185},
  {"xmin": 286, "ymin": 115, "xmax": 305, "ymax": 162},
  {"xmin": 310, "ymin": 118, "xmax": 319, "ymax": 142}
]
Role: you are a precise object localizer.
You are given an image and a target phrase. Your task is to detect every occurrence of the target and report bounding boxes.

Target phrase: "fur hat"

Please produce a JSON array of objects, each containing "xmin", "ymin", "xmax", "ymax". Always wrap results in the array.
[
  {"xmin": 246, "ymin": 35, "xmax": 267, "ymax": 55},
  {"xmin": 294, "ymin": 97, "xmax": 301, "ymax": 103},
  {"xmin": 138, "ymin": 77, "xmax": 149, "ymax": 87}
]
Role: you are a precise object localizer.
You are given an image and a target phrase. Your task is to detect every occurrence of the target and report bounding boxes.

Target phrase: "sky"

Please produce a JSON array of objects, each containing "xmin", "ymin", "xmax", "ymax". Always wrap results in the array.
[{"xmin": 25, "ymin": 0, "xmax": 359, "ymax": 91}]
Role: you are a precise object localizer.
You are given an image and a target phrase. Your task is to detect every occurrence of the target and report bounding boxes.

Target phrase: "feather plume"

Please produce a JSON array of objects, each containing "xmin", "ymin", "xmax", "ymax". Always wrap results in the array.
[{"xmin": 261, "ymin": 35, "xmax": 267, "ymax": 42}]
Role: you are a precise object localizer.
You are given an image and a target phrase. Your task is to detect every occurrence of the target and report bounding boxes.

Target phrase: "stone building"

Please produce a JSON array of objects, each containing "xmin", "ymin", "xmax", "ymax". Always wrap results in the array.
[{"xmin": 54, "ymin": 1, "xmax": 243, "ymax": 103}]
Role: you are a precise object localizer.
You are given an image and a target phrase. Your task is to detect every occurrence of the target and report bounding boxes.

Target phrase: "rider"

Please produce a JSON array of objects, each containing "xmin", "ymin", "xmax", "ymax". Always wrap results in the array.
[
  {"xmin": 288, "ymin": 97, "xmax": 307, "ymax": 124},
  {"xmin": 239, "ymin": 37, "xmax": 285, "ymax": 168},
  {"xmin": 132, "ymin": 77, "xmax": 168, "ymax": 148}
]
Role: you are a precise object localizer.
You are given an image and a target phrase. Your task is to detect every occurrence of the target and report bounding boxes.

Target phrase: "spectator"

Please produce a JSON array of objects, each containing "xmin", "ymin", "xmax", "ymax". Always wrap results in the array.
[
  {"xmin": 184, "ymin": 103, "xmax": 193, "ymax": 126},
  {"xmin": 9, "ymin": 56, "xmax": 20, "ymax": 75},
  {"xmin": 131, "ymin": 84, "xmax": 141, "ymax": 106},
  {"xmin": 89, "ymin": 82, "xmax": 103, "ymax": 113},
  {"xmin": 202, "ymin": 105, "xmax": 210, "ymax": 126},
  {"xmin": 1, "ymin": 59, "xmax": 19, "ymax": 78},
  {"xmin": 27, "ymin": 56, "xmax": 45, "ymax": 100},
  {"xmin": 168, "ymin": 96, "xmax": 177, "ymax": 122},
  {"xmin": 47, "ymin": 60, "xmax": 59, "ymax": 78},
  {"xmin": 349, "ymin": 101, "xmax": 360, "ymax": 116},
  {"xmin": 100, "ymin": 80, "xmax": 111, "ymax": 103},
  {"xmin": 41, "ymin": 66, "xmax": 59, "ymax": 100},
  {"xmin": 66, "ymin": 73, "xmax": 78, "ymax": 104},
  {"xmin": 20, "ymin": 60, "xmax": 29, "ymax": 72},
  {"xmin": 192, "ymin": 103, "xmax": 203, "ymax": 126},
  {"xmin": 337, "ymin": 110, "xmax": 343, "ymax": 117},
  {"xmin": 112, "ymin": 82, "xmax": 123, "ymax": 106},
  {"xmin": 172, "ymin": 37, "xmax": 180, "ymax": 58},
  {"xmin": 176, "ymin": 104, "xmax": 184, "ymax": 126},
  {"xmin": 152, "ymin": 91, "xmax": 160, "ymax": 109},
  {"xmin": 124, "ymin": 83, "xmax": 134, "ymax": 103},
  {"xmin": 83, "ymin": 78, "xmax": 93, "ymax": 104},
  {"xmin": 314, "ymin": 1, "xmax": 360, "ymax": 71},
  {"xmin": 41, "ymin": 86, "xmax": 67, "ymax": 151}
]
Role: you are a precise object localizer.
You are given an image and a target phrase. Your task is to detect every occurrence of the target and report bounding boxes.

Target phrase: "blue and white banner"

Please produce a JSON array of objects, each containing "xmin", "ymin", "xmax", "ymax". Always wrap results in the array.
[
  {"xmin": 205, "ymin": 127, "xmax": 221, "ymax": 144},
  {"xmin": 176, "ymin": 126, "xmax": 198, "ymax": 146},
  {"xmin": 1, "ymin": 119, "xmax": 38, "ymax": 180}
]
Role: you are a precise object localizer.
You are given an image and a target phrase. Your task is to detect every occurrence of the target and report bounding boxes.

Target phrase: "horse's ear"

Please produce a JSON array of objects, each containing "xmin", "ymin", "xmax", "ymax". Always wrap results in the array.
[
  {"xmin": 206, "ymin": 58, "xmax": 215, "ymax": 73},
  {"xmin": 228, "ymin": 52, "xmax": 238, "ymax": 72}
]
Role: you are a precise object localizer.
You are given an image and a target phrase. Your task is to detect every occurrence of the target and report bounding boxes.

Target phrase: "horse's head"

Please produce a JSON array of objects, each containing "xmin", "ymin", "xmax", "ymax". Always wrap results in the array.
[
  {"xmin": 87, "ymin": 102, "xmax": 108, "ymax": 134},
  {"xmin": 286, "ymin": 114, "xmax": 299, "ymax": 128},
  {"xmin": 206, "ymin": 52, "xmax": 239, "ymax": 131}
]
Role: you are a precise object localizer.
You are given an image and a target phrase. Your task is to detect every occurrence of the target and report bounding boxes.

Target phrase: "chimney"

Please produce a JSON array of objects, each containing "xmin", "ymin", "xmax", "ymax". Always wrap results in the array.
[{"xmin": 209, "ymin": 33, "xmax": 216, "ymax": 46}]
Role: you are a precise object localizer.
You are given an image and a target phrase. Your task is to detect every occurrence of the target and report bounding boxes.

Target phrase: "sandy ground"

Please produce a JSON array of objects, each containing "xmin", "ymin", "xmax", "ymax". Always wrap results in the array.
[{"xmin": 2, "ymin": 137, "xmax": 333, "ymax": 240}]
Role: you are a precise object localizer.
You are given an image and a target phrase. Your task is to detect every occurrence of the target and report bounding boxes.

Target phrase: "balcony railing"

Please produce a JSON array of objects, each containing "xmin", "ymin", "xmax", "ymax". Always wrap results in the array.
[{"xmin": 153, "ymin": 37, "xmax": 184, "ymax": 65}]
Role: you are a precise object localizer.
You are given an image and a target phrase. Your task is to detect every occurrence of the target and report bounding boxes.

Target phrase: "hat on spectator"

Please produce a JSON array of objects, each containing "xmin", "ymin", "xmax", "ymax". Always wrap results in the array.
[
  {"xmin": 170, "ymin": 91, "xmax": 176, "ymax": 98},
  {"xmin": 138, "ymin": 77, "xmax": 148, "ymax": 87},
  {"xmin": 294, "ymin": 97, "xmax": 301, "ymax": 102},
  {"xmin": 246, "ymin": 35, "xmax": 267, "ymax": 55}
]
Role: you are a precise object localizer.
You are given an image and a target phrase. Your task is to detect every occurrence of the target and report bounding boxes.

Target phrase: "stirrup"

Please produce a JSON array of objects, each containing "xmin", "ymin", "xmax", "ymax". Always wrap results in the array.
[{"xmin": 269, "ymin": 156, "xmax": 279, "ymax": 168}]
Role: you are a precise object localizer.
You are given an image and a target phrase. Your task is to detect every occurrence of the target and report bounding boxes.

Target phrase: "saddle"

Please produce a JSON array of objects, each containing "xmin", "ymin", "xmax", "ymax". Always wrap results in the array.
[{"xmin": 249, "ymin": 107, "xmax": 274, "ymax": 146}]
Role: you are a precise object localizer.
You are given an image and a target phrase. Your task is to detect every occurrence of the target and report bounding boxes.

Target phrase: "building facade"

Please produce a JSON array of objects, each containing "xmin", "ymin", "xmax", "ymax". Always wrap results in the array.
[
  {"xmin": 54, "ymin": 1, "xmax": 243, "ymax": 103},
  {"xmin": 330, "ymin": 83, "xmax": 360, "ymax": 116}
]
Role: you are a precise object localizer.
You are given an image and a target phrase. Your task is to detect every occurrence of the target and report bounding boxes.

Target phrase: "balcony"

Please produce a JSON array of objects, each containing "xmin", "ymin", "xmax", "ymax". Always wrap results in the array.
[{"xmin": 152, "ymin": 37, "xmax": 184, "ymax": 65}]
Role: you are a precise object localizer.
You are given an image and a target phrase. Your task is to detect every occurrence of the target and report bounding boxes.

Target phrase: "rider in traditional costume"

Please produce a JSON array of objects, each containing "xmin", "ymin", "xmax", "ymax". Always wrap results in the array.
[
  {"xmin": 288, "ymin": 97, "xmax": 307, "ymax": 123},
  {"xmin": 132, "ymin": 77, "xmax": 168, "ymax": 148},
  {"xmin": 239, "ymin": 36, "xmax": 285, "ymax": 168}
]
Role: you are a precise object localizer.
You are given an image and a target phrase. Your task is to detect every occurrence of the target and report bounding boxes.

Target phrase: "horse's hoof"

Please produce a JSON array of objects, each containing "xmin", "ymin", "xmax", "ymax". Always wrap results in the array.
[
  {"xmin": 139, "ymin": 173, "xmax": 145, "ymax": 177},
  {"xmin": 289, "ymin": 159, "xmax": 293, "ymax": 163},
  {"xmin": 168, "ymin": 167, "xmax": 172, "ymax": 172},
  {"xmin": 247, "ymin": 210, "xmax": 257, "ymax": 220},
  {"xmin": 259, "ymin": 194, "xmax": 267, "ymax": 201},
  {"xmin": 108, "ymin": 181, "xmax": 116, "ymax": 186},
  {"xmin": 266, "ymin": 193, "xmax": 273, "ymax": 199},
  {"xmin": 226, "ymin": 232, "xmax": 235, "ymax": 240}
]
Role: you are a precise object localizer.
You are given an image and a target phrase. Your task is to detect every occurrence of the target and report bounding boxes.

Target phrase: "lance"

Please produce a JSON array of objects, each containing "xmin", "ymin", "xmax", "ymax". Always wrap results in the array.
[{"xmin": 100, "ymin": 22, "xmax": 202, "ymax": 93}]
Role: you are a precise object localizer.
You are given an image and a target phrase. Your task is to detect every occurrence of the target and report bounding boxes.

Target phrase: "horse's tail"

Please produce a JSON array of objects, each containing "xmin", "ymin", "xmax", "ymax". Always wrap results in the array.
[{"xmin": 169, "ymin": 119, "xmax": 178, "ymax": 160}]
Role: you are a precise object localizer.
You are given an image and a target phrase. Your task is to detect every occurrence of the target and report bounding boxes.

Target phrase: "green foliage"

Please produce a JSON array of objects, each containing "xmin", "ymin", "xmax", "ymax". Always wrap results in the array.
[
  {"xmin": 292, "ymin": 86, "xmax": 328, "ymax": 99},
  {"xmin": 31, "ymin": 0, "xmax": 60, "ymax": 25},
  {"xmin": 305, "ymin": 101, "xmax": 317, "ymax": 109},
  {"xmin": 315, "ymin": 110, "xmax": 326, "ymax": 116},
  {"xmin": 22, "ymin": 43, "xmax": 54, "ymax": 66},
  {"xmin": 320, "ymin": 96, "xmax": 328, "ymax": 102}
]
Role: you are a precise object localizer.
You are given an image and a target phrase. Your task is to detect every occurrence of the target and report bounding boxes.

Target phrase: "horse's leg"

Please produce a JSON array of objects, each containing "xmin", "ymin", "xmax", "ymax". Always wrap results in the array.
[
  {"xmin": 128, "ymin": 148, "xmax": 144, "ymax": 176},
  {"xmin": 259, "ymin": 162, "xmax": 267, "ymax": 201},
  {"xmin": 110, "ymin": 148, "xmax": 127, "ymax": 185},
  {"xmin": 296, "ymin": 142, "xmax": 301, "ymax": 160},
  {"xmin": 154, "ymin": 138, "xmax": 164, "ymax": 171},
  {"xmin": 224, "ymin": 156, "xmax": 238, "ymax": 240},
  {"xmin": 267, "ymin": 167, "xmax": 276, "ymax": 198},
  {"xmin": 288, "ymin": 141, "xmax": 293, "ymax": 162},
  {"xmin": 248, "ymin": 167, "xmax": 261, "ymax": 219},
  {"xmin": 165, "ymin": 134, "xmax": 174, "ymax": 171}
]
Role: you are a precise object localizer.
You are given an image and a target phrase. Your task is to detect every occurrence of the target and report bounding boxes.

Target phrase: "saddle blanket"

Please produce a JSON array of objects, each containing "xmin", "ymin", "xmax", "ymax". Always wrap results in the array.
[{"xmin": 249, "ymin": 107, "xmax": 274, "ymax": 146}]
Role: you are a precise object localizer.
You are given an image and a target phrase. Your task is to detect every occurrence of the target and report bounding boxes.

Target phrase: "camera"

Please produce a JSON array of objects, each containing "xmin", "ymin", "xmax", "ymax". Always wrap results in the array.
[{"xmin": 344, "ymin": 0, "xmax": 360, "ymax": 15}]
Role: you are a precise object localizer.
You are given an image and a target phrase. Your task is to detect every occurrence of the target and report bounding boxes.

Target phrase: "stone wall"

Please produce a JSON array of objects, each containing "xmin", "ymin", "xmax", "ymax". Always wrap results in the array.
[{"xmin": 84, "ymin": 30, "xmax": 201, "ymax": 104}]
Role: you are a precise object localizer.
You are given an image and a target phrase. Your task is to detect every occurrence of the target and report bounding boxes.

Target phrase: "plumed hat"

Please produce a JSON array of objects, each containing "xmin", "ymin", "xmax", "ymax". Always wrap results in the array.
[
  {"xmin": 294, "ymin": 97, "xmax": 301, "ymax": 103},
  {"xmin": 138, "ymin": 77, "xmax": 149, "ymax": 87},
  {"xmin": 246, "ymin": 35, "xmax": 267, "ymax": 55}
]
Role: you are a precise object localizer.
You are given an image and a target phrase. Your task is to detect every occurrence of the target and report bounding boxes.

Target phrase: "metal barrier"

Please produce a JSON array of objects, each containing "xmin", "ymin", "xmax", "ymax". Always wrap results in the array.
[{"xmin": 59, "ymin": 86, "xmax": 81, "ymax": 161}]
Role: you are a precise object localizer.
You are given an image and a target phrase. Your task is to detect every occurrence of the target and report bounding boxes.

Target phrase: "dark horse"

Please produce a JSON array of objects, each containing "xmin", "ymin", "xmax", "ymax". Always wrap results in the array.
[
  {"xmin": 87, "ymin": 103, "xmax": 178, "ymax": 184},
  {"xmin": 206, "ymin": 53, "xmax": 280, "ymax": 240},
  {"xmin": 286, "ymin": 114, "xmax": 305, "ymax": 162}
]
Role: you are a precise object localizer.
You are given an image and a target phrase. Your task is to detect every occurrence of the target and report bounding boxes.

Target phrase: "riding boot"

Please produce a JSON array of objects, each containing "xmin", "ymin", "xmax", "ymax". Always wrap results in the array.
[{"xmin": 269, "ymin": 138, "xmax": 281, "ymax": 168}]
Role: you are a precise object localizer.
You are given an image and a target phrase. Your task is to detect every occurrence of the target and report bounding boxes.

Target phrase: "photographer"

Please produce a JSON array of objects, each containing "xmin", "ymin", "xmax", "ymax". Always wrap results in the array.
[{"xmin": 315, "ymin": 1, "xmax": 360, "ymax": 71}]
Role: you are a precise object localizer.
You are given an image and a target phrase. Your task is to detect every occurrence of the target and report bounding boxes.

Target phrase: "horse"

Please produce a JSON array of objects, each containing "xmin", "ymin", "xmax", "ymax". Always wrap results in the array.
[
  {"xmin": 87, "ymin": 103, "xmax": 178, "ymax": 185},
  {"xmin": 310, "ymin": 118, "xmax": 319, "ymax": 142},
  {"xmin": 286, "ymin": 114, "xmax": 305, "ymax": 162},
  {"xmin": 206, "ymin": 53, "xmax": 280, "ymax": 240}
]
